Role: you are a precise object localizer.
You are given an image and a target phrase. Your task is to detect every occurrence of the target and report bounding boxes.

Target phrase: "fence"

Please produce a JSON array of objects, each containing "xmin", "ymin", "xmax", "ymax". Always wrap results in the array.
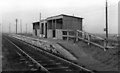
[
  {"xmin": 61, "ymin": 29, "xmax": 76, "ymax": 40},
  {"xmin": 61, "ymin": 29, "xmax": 107, "ymax": 51}
]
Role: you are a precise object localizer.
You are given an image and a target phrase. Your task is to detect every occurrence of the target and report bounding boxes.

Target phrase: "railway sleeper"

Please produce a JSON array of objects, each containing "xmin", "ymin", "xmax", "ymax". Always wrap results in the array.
[
  {"xmin": 42, "ymin": 63, "xmax": 61, "ymax": 66},
  {"xmin": 48, "ymin": 68, "xmax": 79, "ymax": 73},
  {"xmin": 37, "ymin": 61, "xmax": 54, "ymax": 64},
  {"xmin": 46, "ymin": 66, "xmax": 69, "ymax": 70}
]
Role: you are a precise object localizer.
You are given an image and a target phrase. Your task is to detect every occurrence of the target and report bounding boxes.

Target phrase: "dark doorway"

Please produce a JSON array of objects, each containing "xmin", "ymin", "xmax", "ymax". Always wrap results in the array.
[
  {"xmin": 45, "ymin": 23, "xmax": 47, "ymax": 38},
  {"xmin": 53, "ymin": 30, "xmax": 56, "ymax": 37},
  {"xmin": 41, "ymin": 23, "xmax": 44, "ymax": 34},
  {"xmin": 35, "ymin": 29, "xmax": 37, "ymax": 36}
]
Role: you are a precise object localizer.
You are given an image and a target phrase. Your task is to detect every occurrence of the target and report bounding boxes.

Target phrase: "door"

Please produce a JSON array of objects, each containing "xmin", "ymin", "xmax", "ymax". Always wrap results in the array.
[
  {"xmin": 41, "ymin": 23, "xmax": 44, "ymax": 34},
  {"xmin": 45, "ymin": 23, "xmax": 47, "ymax": 38},
  {"xmin": 53, "ymin": 30, "xmax": 56, "ymax": 37},
  {"xmin": 35, "ymin": 29, "xmax": 37, "ymax": 36}
]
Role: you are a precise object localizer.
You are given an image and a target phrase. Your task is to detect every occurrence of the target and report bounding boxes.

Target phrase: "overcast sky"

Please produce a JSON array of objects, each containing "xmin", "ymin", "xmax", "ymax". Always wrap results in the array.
[{"xmin": 0, "ymin": 0, "xmax": 119, "ymax": 34}]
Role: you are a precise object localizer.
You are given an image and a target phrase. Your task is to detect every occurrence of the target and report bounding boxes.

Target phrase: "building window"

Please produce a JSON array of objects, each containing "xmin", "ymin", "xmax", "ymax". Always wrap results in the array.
[
  {"xmin": 63, "ymin": 37, "xmax": 67, "ymax": 40},
  {"xmin": 33, "ymin": 23, "xmax": 40, "ymax": 29},
  {"xmin": 62, "ymin": 31, "xmax": 67, "ymax": 35},
  {"xmin": 68, "ymin": 31, "xmax": 76, "ymax": 36},
  {"xmin": 56, "ymin": 19, "xmax": 62, "ymax": 29},
  {"xmin": 47, "ymin": 20, "xmax": 52, "ymax": 29}
]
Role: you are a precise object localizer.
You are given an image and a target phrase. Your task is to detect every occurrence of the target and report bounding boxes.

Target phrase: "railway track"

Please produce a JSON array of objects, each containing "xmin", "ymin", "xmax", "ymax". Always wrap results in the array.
[{"xmin": 4, "ymin": 35, "xmax": 94, "ymax": 73}]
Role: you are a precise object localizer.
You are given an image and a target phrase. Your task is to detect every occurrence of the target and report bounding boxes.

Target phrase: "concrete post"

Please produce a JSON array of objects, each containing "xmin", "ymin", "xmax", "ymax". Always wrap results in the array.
[
  {"xmin": 50, "ymin": 20, "xmax": 54, "ymax": 38},
  {"xmin": 44, "ymin": 22, "xmax": 45, "ymax": 37},
  {"xmin": 55, "ymin": 19, "xmax": 57, "ymax": 38},
  {"xmin": 82, "ymin": 32, "xmax": 85, "ymax": 39},
  {"xmin": 87, "ymin": 34, "xmax": 90, "ymax": 45},
  {"xmin": 39, "ymin": 13, "xmax": 41, "ymax": 37},
  {"xmin": 9, "ymin": 23, "xmax": 11, "ymax": 33},
  {"xmin": 16, "ymin": 19, "xmax": 18, "ymax": 34},
  {"xmin": 39, "ymin": 23, "xmax": 41, "ymax": 37},
  {"xmin": 52, "ymin": 20, "xmax": 53, "ymax": 29}
]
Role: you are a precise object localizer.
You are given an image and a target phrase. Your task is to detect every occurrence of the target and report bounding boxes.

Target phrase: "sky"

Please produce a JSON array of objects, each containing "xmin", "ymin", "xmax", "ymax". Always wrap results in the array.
[{"xmin": 0, "ymin": 0, "xmax": 119, "ymax": 34}]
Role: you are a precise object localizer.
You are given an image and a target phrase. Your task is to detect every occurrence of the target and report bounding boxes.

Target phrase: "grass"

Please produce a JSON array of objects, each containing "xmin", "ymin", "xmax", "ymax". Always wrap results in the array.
[
  {"xmin": 77, "ymin": 40, "xmax": 119, "ymax": 71},
  {"xmin": 57, "ymin": 42, "xmax": 79, "ymax": 59},
  {"xmin": 58, "ymin": 38, "xmax": 119, "ymax": 71}
]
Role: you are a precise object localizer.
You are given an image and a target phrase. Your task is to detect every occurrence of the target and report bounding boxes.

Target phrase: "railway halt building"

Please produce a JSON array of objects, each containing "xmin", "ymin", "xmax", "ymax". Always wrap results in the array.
[{"xmin": 33, "ymin": 14, "xmax": 83, "ymax": 40}]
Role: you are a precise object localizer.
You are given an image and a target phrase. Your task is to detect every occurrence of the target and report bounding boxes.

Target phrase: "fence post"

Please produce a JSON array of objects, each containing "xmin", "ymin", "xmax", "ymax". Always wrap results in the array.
[
  {"xmin": 67, "ymin": 30, "xmax": 69, "ymax": 41},
  {"xmin": 87, "ymin": 34, "xmax": 90, "ymax": 45},
  {"xmin": 76, "ymin": 31, "xmax": 78, "ymax": 42},
  {"xmin": 103, "ymin": 39, "xmax": 107, "ymax": 51},
  {"xmin": 82, "ymin": 32, "xmax": 85, "ymax": 39}
]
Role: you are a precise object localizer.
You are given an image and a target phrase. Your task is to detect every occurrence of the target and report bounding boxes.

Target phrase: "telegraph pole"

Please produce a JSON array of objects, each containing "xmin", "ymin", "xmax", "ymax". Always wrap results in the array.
[
  {"xmin": 0, "ymin": 24, "xmax": 1, "ymax": 33},
  {"xmin": 105, "ymin": 0, "xmax": 108, "ymax": 47},
  {"xmin": 16, "ymin": 19, "xmax": 18, "ymax": 34},
  {"xmin": 20, "ymin": 19, "xmax": 22, "ymax": 34},
  {"xmin": 26, "ymin": 24, "xmax": 27, "ymax": 34},
  {"xmin": 106, "ymin": 0, "xmax": 108, "ymax": 40},
  {"xmin": 9, "ymin": 23, "xmax": 11, "ymax": 33}
]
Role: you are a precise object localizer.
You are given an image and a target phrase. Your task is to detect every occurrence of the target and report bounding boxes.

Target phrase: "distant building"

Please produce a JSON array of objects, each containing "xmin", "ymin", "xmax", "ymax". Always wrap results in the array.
[
  {"xmin": 33, "ymin": 22, "xmax": 39, "ymax": 36},
  {"xmin": 33, "ymin": 19, "xmax": 47, "ymax": 37},
  {"xmin": 33, "ymin": 14, "xmax": 83, "ymax": 40}
]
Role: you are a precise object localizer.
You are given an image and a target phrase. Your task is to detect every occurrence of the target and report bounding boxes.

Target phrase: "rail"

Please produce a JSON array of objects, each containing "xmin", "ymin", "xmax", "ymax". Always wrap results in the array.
[
  {"xmin": 8, "ymin": 35, "xmax": 94, "ymax": 73},
  {"xmin": 5, "ymin": 37, "xmax": 49, "ymax": 72}
]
